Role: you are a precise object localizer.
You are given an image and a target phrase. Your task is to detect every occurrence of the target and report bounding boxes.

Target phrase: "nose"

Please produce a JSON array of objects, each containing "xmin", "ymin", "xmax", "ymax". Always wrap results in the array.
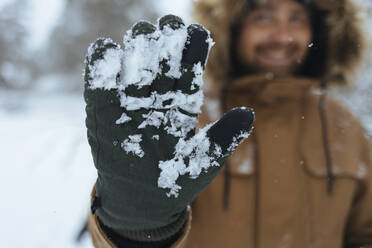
[{"xmin": 269, "ymin": 23, "xmax": 293, "ymax": 44}]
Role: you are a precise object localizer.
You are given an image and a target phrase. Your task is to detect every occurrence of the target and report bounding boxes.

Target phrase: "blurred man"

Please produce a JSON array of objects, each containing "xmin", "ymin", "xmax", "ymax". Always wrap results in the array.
[{"xmin": 85, "ymin": 0, "xmax": 372, "ymax": 247}]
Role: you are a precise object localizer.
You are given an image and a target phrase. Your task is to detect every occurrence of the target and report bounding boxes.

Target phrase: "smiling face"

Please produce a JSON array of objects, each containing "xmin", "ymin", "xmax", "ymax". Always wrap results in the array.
[{"xmin": 237, "ymin": 0, "xmax": 313, "ymax": 77}]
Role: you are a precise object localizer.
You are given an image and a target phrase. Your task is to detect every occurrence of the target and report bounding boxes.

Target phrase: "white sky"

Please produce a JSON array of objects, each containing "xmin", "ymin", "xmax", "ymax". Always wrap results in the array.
[{"xmin": 157, "ymin": 0, "xmax": 192, "ymax": 23}]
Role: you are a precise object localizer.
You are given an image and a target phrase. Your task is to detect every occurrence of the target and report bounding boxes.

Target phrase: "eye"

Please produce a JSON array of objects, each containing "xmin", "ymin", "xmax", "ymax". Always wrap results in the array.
[
  {"xmin": 254, "ymin": 13, "xmax": 271, "ymax": 21},
  {"xmin": 290, "ymin": 13, "xmax": 309, "ymax": 25},
  {"xmin": 254, "ymin": 13, "xmax": 273, "ymax": 23}
]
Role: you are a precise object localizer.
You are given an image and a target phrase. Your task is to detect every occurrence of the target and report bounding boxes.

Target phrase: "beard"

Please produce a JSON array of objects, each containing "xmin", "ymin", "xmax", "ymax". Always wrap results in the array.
[{"xmin": 238, "ymin": 41, "xmax": 308, "ymax": 78}]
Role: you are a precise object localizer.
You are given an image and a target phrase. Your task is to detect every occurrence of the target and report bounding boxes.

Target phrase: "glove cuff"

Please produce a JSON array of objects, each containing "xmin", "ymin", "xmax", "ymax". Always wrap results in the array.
[{"xmin": 113, "ymin": 207, "xmax": 188, "ymax": 242}]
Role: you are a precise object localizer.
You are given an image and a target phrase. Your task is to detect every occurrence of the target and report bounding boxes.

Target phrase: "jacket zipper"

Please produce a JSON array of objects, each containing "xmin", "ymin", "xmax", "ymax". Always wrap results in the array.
[{"xmin": 253, "ymin": 133, "xmax": 260, "ymax": 248}]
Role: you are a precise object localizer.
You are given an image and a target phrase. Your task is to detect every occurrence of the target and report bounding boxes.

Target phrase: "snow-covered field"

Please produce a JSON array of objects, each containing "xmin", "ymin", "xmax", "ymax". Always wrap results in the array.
[{"xmin": 0, "ymin": 90, "xmax": 96, "ymax": 247}]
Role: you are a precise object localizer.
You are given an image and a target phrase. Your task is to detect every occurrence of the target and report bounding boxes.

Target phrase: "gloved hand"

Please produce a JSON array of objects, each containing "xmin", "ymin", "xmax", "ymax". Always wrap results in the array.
[{"xmin": 84, "ymin": 15, "xmax": 254, "ymax": 242}]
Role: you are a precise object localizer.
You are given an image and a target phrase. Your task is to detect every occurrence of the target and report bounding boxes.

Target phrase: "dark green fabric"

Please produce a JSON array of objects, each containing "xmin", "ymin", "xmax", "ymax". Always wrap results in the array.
[
  {"xmin": 114, "ymin": 209, "xmax": 187, "ymax": 242},
  {"xmin": 98, "ymin": 215, "xmax": 186, "ymax": 247},
  {"xmin": 84, "ymin": 15, "xmax": 254, "ymax": 240}
]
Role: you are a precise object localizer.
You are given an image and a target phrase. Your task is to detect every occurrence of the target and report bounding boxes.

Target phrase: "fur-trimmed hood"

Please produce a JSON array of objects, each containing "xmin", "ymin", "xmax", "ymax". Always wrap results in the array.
[{"xmin": 193, "ymin": 0, "xmax": 369, "ymax": 87}]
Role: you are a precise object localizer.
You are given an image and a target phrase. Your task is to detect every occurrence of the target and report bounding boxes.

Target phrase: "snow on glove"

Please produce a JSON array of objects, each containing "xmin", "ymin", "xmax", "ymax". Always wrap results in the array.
[{"xmin": 84, "ymin": 15, "xmax": 254, "ymax": 240}]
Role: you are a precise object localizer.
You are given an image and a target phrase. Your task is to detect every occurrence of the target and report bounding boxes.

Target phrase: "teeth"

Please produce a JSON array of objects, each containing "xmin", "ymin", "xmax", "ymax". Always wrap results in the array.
[{"xmin": 264, "ymin": 50, "xmax": 287, "ymax": 59}]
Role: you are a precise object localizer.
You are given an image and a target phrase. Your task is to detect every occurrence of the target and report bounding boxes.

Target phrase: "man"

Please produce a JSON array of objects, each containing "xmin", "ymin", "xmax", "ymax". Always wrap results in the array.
[{"xmin": 84, "ymin": 0, "xmax": 372, "ymax": 247}]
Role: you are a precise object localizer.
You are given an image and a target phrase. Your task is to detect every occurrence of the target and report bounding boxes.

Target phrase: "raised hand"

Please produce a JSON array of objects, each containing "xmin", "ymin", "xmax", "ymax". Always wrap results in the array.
[{"xmin": 84, "ymin": 15, "xmax": 254, "ymax": 235}]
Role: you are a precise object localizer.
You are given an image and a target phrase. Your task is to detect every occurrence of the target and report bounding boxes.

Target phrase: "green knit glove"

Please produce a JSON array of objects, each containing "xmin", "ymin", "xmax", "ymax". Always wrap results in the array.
[{"xmin": 84, "ymin": 15, "xmax": 254, "ymax": 241}]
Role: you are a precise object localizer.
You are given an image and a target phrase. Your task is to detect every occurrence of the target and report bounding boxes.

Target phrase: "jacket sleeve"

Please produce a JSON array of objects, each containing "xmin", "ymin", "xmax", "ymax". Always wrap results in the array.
[
  {"xmin": 344, "ymin": 132, "xmax": 372, "ymax": 248},
  {"xmin": 87, "ymin": 185, "xmax": 192, "ymax": 248}
]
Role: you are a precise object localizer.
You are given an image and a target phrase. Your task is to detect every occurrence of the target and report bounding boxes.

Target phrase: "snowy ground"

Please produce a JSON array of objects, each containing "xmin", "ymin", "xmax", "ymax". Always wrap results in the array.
[{"xmin": 0, "ymin": 90, "xmax": 96, "ymax": 247}]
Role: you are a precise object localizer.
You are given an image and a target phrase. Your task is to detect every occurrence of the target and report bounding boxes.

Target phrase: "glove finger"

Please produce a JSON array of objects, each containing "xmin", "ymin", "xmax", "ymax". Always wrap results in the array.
[
  {"xmin": 207, "ymin": 107, "xmax": 255, "ymax": 155},
  {"xmin": 84, "ymin": 38, "xmax": 121, "ymax": 88},
  {"xmin": 175, "ymin": 25, "xmax": 210, "ymax": 94},
  {"xmin": 86, "ymin": 38, "xmax": 119, "ymax": 65},
  {"xmin": 151, "ymin": 60, "xmax": 176, "ymax": 95},
  {"xmin": 131, "ymin": 21, "xmax": 156, "ymax": 37},
  {"xmin": 182, "ymin": 24, "xmax": 210, "ymax": 67},
  {"xmin": 159, "ymin": 14, "xmax": 185, "ymax": 30},
  {"xmin": 124, "ymin": 21, "xmax": 156, "ymax": 98},
  {"xmin": 151, "ymin": 15, "xmax": 186, "ymax": 95}
]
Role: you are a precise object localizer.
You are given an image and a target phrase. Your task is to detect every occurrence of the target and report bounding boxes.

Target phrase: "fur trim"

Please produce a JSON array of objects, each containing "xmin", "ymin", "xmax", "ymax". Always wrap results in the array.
[{"xmin": 193, "ymin": 0, "xmax": 369, "ymax": 86}]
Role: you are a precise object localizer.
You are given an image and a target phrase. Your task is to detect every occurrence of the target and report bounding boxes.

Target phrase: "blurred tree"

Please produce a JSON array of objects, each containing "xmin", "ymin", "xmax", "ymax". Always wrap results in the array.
[
  {"xmin": 45, "ymin": 0, "xmax": 159, "ymax": 92},
  {"xmin": 0, "ymin": 0, "xmax": 38, "ymax": 89}
]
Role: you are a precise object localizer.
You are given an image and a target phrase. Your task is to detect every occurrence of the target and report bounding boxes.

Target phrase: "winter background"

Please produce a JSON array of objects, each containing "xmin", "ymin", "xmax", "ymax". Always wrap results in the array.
[{"xmin": 0, "ymin": 0, "xmax": 371, "ymax": 247}]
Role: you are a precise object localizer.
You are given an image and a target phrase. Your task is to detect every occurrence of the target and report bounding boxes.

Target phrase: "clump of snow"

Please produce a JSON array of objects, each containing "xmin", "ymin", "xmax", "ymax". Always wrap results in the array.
[
  {"xmin": 191, "ymin": 62, "xmax": 204, "ymax": 90},
  {"xmin": 164, "ymin": 109, "xmax": 198, "ymax": 137},
  {"xmin": 121, "ymin": 25, "xmax": 188, "ymax": 89},
  {"xmin": 227, "ymin": 131, "xmax": 250, "ymax": 153},
  {"xmin": 138, "ymin": 111, "xmax": 166, "ymax": 129},
  {"xmin": 158, "ymin": 123, "xmax": 251, "ymax": 197},
  {"xmin": 118, "ymin": 92, "xmax": 154, "ymax": 111},
  {"xmin": 86, "ymin": 39, "xmax": 123, "ymax": 90},
  {"xmin": 158, "ymin": 123, "xmax": 217, "ymax": 197},
  {"xmin": 116, "ymin": 113, "xmax": 132, "ymax": 124},
  {"xmin": 205, "ymin": 31, "xmax": 215, "ymax": 66},
  {"xmin": 86, "ymin": 24, "xmax": 189, "ymax": 91},
  {"xmin": 86, "ymin": 38, "xmax": 116, "ymax": 61},
  {"xmin": 162, "ymin": 26, "xmax": 188, "ymax": 79},
  {"xmin": 121, "ymin": 135, "xmax": 144, "ymax": 158},
  {"xmin": 118, "ymin": 89, "xmax": 204, "ymax": 114},
  {"xmin": 178, "ymin": 90, "xmax": 204, "ymax": 114},
  {"xmin": 137, "ymin": 108, "xmax": 197, "ymax": 137}
]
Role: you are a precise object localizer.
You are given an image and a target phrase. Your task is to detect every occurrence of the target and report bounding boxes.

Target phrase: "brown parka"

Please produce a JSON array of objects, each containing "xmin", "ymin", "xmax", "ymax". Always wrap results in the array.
[{"xmin": 88, "ymin": 0, "xmax": 372, "ymax": 247}]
